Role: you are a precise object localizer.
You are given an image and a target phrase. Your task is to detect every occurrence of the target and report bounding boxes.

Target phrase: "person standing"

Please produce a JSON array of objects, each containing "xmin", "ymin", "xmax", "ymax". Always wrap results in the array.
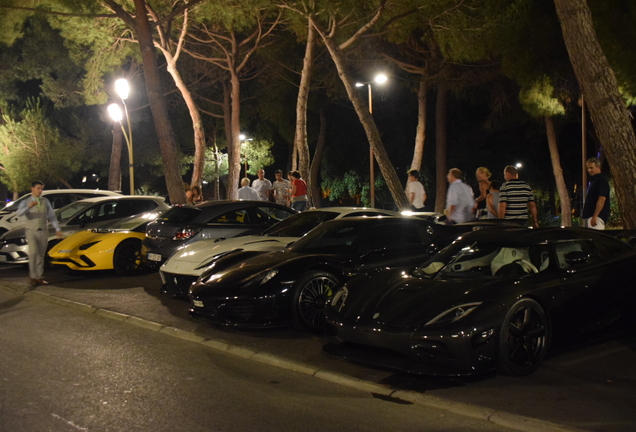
[
  {"xmin": 486, "ymin": 180, "xmax": 501, "ymax": 219},
  {"xmin": 498, "ymin": 165, "xmax": 539, "ymax": 227},
  {"xmin": 251, "ymin": 169, "xmax": 272, "ymax": 202},
  {"xmin": 473, "ymin": 167, "xmax": 492, "ymax": 219},
  {"xmin": 445, "ymin": 168, "xmax": 474, "ymax": 224},
  {"xmin": 405, "ymin": 169, "xmax": 426, "ymax": 211},
  {"xmin": 17, "ymin": 181, "xmax": 63, "ymax": 286},
  {"xmin": 290, "ymin": 171, "xmax": 308, "ymax": 211},
  {"xmin": 272, "ymin": 169, "xmax": 291, "ymax": 206},
  {"xmin": 582, "ymin": 157, "xmax": 610, "ymax": 230},
  {"xmin": 238, "ymin": 178, "xmax": 260, "ymax": 200},
  {"xmin": 188, "ymin": 185, "xmax": 204, "ymax": 204}
]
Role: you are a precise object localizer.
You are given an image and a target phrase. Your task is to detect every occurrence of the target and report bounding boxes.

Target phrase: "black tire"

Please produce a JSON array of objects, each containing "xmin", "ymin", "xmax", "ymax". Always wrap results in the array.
[
  {"xmin": 498, "ymin": 298, "xmax": 550, "ymax": 376},
  {"xmin": 291, "ymin": 271, "xmax": 340, "ymax": 332},
  {"xmin": 113, "ymin": 239, "xmax": 142, "ymax": 276}
]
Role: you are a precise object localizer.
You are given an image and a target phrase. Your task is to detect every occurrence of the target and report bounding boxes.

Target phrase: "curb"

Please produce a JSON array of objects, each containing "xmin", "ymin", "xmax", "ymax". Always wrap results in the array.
[{"xmin": 1, "ymin": 282, "xmax": 587, "ymax": 432}]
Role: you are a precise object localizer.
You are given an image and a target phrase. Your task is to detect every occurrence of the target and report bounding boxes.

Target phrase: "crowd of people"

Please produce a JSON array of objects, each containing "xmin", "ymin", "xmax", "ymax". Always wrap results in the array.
[
  {"xmin": 236, "ymin": 169, "xmax": 309, "ymax": 211},
  {"xmin": 405, "ymin": 157, "xmax": 610, "ymax": 230},
  {"xmin": 182, "ymin": 157, "xmax": 609, "ymax": 227}
]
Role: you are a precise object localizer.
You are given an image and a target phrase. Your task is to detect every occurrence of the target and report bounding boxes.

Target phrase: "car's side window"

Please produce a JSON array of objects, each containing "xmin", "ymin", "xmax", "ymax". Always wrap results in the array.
[
  {"xmin": 355, "ymin": 224, "xmax": 423, "ymax": 253},
  {"xmin": 554, "ymin": 240, "xmax": 596, "ymax": 269},
  {"xmin": 46, "ymin": 194, "xmax": 67, "ymax": 209},
  {"xmin": 207, "ymin": 209, "xmax": 249, "ymax": 224}
]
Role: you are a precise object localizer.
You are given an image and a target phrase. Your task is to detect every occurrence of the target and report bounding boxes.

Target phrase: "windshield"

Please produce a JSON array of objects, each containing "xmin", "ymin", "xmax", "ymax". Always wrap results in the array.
[
  {"xmin": 413, "ymin": 240, "xmax": 551, "ymax": 280},
  {"xmin": 261, "ymin": 211, "xmax": 339, "ymax": 237},
  {"xmin": 155, "ymin": 206, "xmax": 200, "ymax": 223},
  {"xmin": 97, "ymin": 212, "xmax": 162, "ymax": 232},
  {"xmin": 287, "ymin": 221, "xmax": 366, "ymax": 254},
  {"xmin": 57, "ymin": 201, "xmax": 94, "ymax": 222}
]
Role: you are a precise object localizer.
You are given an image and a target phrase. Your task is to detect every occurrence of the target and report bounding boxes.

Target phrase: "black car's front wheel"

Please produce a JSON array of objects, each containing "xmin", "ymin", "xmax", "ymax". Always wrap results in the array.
[
  {"xmin": 291, "ymin": 271, "xmax": 340, "ymax": 333},
  {"xmin": 498, "ymin": 298, "xmax": 550, "ymax": 376},
  {"xmin": 113, "ymin": 239, "xmax": 143, "ymax": 276}
]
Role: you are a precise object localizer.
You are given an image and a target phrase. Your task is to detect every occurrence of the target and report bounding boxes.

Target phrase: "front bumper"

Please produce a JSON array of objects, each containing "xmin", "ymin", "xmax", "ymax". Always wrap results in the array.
[
  {"xmin": 324, "ymin": 314, "xmax": 499, "ymax": 376},
  {"xmin": 0, "ymin": 243, "xmax": 29, "ymax": 264},
  {"xmin": 189, "ymin": 290, "xmax": 292, "ymax": 328}
]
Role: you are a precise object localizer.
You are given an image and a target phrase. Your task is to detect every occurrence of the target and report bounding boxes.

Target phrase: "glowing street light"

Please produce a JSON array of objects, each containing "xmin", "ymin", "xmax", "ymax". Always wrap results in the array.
[
  {"xmin": 110, "ymin": 78, "xmax": 134, "ymax": 195},
  {"xmin": 239, "ymin": 134, "xmax": 253, "ymax": 177},
  {"xmin": 355, "ymin": 73, "xmax": 388, "ymax": 208}
]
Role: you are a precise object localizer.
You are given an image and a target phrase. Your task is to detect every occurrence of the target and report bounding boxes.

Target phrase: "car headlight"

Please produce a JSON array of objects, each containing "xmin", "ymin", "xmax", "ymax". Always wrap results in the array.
[
  {"xmin": 330, "ymin": 286, "xmax": 349, "ymax": 313},
  {"xmin": 259, "ymin": 269, "xmax": 278, "ymax": 286},
  {"xmin": 425, "ymin": 302, "xmax": 482, "ymax": 326},
  {"xmin": 79, "ymin": 241, "xmax": 101, "ymax": 251}
]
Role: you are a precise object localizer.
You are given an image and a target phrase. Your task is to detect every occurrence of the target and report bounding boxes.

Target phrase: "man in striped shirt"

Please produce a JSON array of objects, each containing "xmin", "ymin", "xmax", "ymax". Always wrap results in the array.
[{"xmin": 498, "ymin": 165, "xmax": 539, "ymax": 227}]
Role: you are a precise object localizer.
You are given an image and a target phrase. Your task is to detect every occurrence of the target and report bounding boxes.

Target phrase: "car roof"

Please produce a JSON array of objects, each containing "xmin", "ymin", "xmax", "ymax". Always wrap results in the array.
[
  {"xmin": 193, "ymin": 200, "xmax": 287, "ymax": 209},
  {"xmin": 40, "ymin": 189, "xmax": 122, "ymax": 195},
  {"xmin": 72, "ymin": 195, "xmax": 166, "ymax": 203},
  {"xmin": 305, "ymin": 207, "xmax": 399, "ymax": 216},
  {"xmin": 454, "ymin": 226, "xmax": 626, "ymax": 244}
]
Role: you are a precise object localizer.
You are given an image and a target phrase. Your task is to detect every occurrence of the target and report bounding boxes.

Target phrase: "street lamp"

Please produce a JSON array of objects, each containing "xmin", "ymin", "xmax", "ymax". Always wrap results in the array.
[
  {"xmin": 109, "ymin": 78, "xmax": 134, "ymax": 195},
  {"xmin": 239, "ymin": 134, "xmax": 253, "ymax": 177},
  {"xmin": 355, "ymin": 73, "xmax": 388, "ymax": 208}
]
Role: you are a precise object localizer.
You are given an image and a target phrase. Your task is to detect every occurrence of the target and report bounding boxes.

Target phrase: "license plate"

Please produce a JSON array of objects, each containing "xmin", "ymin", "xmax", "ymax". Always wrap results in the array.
[
  {"xmin": 0, "ymin": 255, "xmax": 6, "ymax": 262},
  {"xmin": 192, "ymin": 300, "xmax": 204, "ymax": 307},
  {"xmin": 147, "ymin": 253, "xmax": 162, "ymax": 262}
]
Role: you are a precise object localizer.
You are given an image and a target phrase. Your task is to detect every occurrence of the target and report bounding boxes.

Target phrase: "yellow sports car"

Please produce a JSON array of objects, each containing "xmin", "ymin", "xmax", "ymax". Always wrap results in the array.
[{"xmin": 49, "ymin": 212, "xmax": 162, "ymax": 275}]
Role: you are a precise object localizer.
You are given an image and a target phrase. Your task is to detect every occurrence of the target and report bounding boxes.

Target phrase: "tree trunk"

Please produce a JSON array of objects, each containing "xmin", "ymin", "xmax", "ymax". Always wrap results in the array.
[
  {"xmin": 227, "ymin": 71, "xmax": 242, "ymax": 200},
  {"xmin": 132, "ymin": 0, "xmax": 186, "ymax": 204},
  {"xmin": 554, "ymin": 0, "xmax": 636, "ymax": 228},
  {"xmin": 311, "ymin": 18, "xmax": 409, "ymax": 211},
  {"xmin": 294, "ymin": 22, "xmax": 315, "ymax": 182},
  {"xmin": 108, "ymin": 125, "xmax": 123, "ymax": 191},
  {"xmin": 164, "ymin": 57, "xmax": 205, "ymax": 189},
  {"xmin": 410, "ymin": 78, "xmax": 427, "ymax": 171},
  {"xmin": 545, "ymin": 116, "xmax": 571, "ymax": 226},
  {"xmin": 435, "ymin": 85, "xmax": 448, "ymax": 214},
  {"xmin": 309, "ymin": 105, "xmax": 327, "ymax": 208}
]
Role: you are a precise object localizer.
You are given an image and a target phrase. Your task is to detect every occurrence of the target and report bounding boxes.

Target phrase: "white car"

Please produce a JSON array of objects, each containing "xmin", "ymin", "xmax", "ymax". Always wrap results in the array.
[
  {"xmin": 0, "ymin": 195, "xmax": 168, "ymax": 264},
  {"xmin": 0, "ymin": 189, "xmax": 121, "ymax": 235},
  {"xmin": 159, "ymin": 207, "xmax": 399, "ymax": 297}
]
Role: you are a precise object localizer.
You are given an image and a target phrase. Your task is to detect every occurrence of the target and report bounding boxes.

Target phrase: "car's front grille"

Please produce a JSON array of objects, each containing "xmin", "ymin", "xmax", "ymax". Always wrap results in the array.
[{"xmin": 163, "ymin": 273, "xmax": 198, "ymax": 295}]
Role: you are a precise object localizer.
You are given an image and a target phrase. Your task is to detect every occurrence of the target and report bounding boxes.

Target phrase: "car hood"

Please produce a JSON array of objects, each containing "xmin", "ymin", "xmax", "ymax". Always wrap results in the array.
[
  {"xmin": 168, "ymin": 235, "xmax": 296, "ymax": 264},
  {"xmin": 50, "ymin": 229, "xmax": 139, "ymax": 255},
  {"xmin": 333, "ymin": 269, "xmax": 500, "ymax": 329},
  {"xmin": 160, "ymin": 235, "xmax": 297, "ymax": 277},
  {"xmin": 190, "ymin": 250, "xmax": 314, "ymax": 296}
]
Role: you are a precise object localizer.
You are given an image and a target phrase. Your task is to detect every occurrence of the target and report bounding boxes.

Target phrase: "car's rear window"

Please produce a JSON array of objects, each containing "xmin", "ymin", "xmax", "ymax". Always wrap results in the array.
[{"xmin": 155, "ymin": 206, "xmax": 201, "ymax": 223}]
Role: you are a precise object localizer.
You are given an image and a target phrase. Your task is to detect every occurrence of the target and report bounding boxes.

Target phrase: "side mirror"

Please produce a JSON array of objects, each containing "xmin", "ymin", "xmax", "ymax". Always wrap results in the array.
[{"xmin": 564, "ymin": 250, "xmax": 591, "ymax": 266}]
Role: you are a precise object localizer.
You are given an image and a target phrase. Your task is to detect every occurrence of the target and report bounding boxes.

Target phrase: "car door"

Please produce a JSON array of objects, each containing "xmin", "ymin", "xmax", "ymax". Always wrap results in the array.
[{"xmin": 554, "ymin": 238, "xmax": 630, "ymax": 332}]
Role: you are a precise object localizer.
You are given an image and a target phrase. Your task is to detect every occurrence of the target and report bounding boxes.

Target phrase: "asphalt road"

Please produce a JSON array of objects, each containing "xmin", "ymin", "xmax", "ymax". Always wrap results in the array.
[
  {"xmin": 1, "ymin": 263, "xmax": 635, "ymax": 432},
  {"xmin": 0, "ymin": 287, "xmax": 514, "ymax": 432}
]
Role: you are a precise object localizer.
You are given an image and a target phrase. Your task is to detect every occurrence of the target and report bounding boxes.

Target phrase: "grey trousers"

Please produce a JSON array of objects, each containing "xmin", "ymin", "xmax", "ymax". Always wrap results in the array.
[{"xmin": 26, "ymin": 229, "xmax": 48, "ymax": 280}]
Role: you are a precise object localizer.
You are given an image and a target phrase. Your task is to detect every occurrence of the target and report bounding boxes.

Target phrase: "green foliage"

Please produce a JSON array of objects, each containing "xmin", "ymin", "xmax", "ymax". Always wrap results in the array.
[
  {"xmin": 518, "ymin": 76, "xmax": 565, "ymax": 118},
  {"xmin": 241, "ymin": 138, "xmax": 275, "ymax": 175},
  {"xmin": 0, "ymin": 98, "xmax": 85, "ymax": 191}
]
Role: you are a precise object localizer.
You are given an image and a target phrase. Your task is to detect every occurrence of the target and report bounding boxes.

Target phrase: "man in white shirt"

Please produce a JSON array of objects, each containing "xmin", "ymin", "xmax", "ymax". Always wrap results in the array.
[
  {"xmin": 251, "ymin": 169, "xmax": 272, "ymax": 201},
  {"xmin": 238, "ymin": 178, "xmax": 260, "ymax": 200},
  {"xmin": 445, "ymin": 168, "xmax": 474, "ymax": 224},
  {"xmin": 405, "ymin": 169, "xmax": 426, "ymax": 211},
  {"xmin": 272, "ymin": 169, "xmax": 291, "ymax": 206}
]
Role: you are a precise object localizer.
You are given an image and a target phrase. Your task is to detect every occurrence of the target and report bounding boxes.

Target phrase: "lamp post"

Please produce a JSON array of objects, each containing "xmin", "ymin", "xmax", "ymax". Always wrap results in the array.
[
  {"xmin": 355, "ymin": 73, "xmax": 387, "ymax": 208},
  {"xmin": 110, "ymin": 78, "xmax": 134, "ymax": 195},
  {"xmin": 239, "ymin": 134, "xmax": 253, "ymax": 178}
]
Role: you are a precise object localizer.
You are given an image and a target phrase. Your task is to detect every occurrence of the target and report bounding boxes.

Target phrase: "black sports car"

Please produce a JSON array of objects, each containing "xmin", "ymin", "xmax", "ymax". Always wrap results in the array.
[
  {"xmin": 324, "ymin": 227, "xmax": 636, "ymax": 376},
  {"xmin": 189, "ymin": 217, "xmax": 468, "ymax": 332}
]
